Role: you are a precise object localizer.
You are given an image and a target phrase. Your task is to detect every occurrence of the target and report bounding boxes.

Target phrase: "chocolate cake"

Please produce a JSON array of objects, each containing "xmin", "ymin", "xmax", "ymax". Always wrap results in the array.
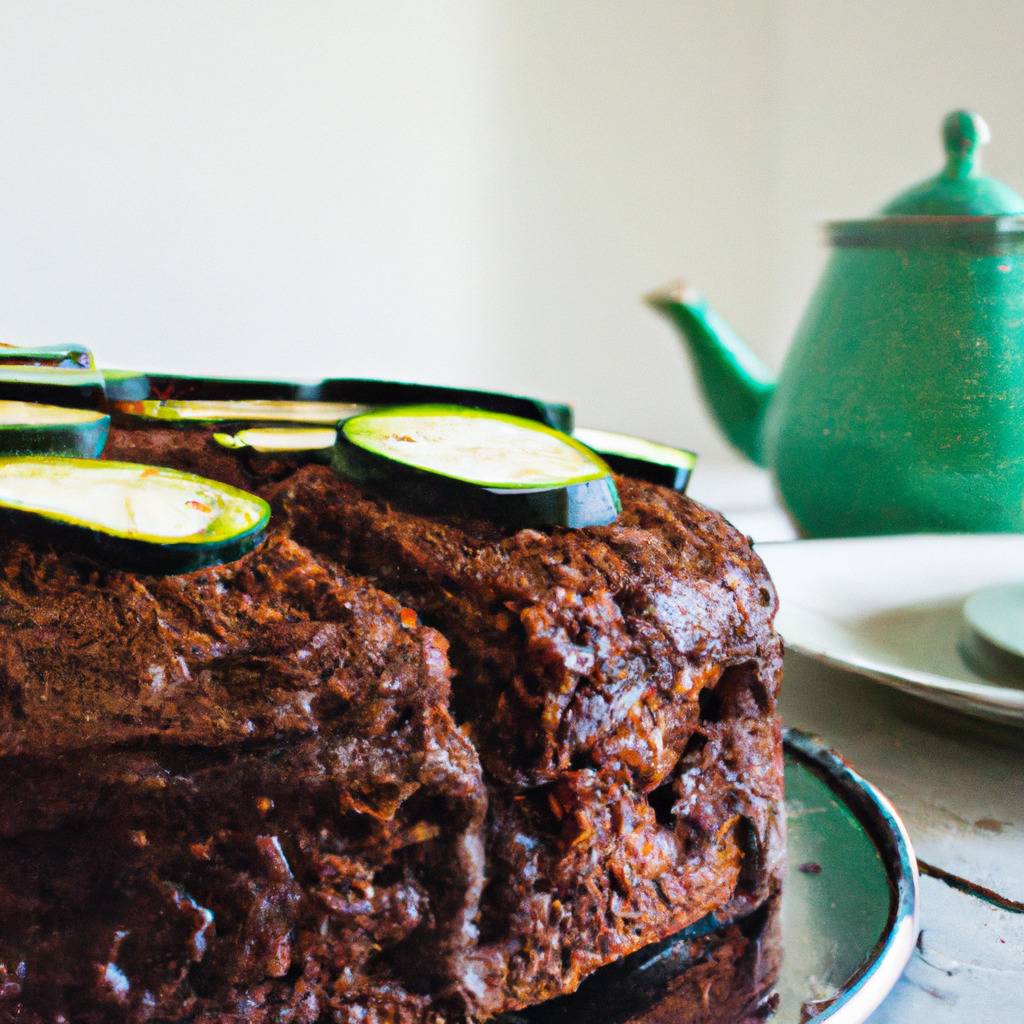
[
  {"xmin": 269, "ymin": 467, "xmax": 784, "ymax": 1013},
  {"xmin": 507, "ymin": 893, "xmax": 781, "ymax": 1024},
  {"xmin": 0, "ymin": 420, "xmax": 784, "ymax": 1023},
  {"xmin": 0, "ymin": 532, "xmax": 486, "ymax": 1021}
]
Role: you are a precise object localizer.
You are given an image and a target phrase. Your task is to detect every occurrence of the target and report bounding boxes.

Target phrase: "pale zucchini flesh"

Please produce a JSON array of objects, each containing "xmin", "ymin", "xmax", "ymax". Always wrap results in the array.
[
  {"xmin": 573, "ymin": 426, "xmax": 696, "ymax": 492},
  {"xmin": 573, "ymin": 427, "xmax": 697, "ymax": 471},
  {"xmin": 213, "ymin": 426, "xmax": 337, "ymax": 453},
  {"xmin": 335, "ymin": 404, "xmax": 620, "ymax": 528},
  {"xmin": 0, "ymin": 401, "xmax": 110, "ymax": 457},
  {"xmin": 114, "ymin": 399, "xmax": 367, "ymax": 425},
  {"xmin": 0, "ymin": 401, "xmax": 106, "ymax": 428},
  {"xmin": 343, "ymin": 406, "xmax": 608, "ymax": 489},
  {"xmin": 0, "ymin": 458, "xmax": 269, "ymax": 572}
]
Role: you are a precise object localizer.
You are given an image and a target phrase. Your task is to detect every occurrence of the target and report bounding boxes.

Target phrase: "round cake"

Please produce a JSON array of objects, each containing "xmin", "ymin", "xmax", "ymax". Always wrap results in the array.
[{"xmin": 0, "ymin": 401, "xmax": 783, "ymax": 1023}]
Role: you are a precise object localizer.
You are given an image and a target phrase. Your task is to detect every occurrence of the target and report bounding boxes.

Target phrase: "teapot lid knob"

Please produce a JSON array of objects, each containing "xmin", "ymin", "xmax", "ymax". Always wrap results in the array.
[
  {"xmin": 942, "ymin": 110, "xmax": 990, "ymax": 180},
  {"xmin": 876, "ymin": 109, "xmax": 1023, "ymax": 216}
]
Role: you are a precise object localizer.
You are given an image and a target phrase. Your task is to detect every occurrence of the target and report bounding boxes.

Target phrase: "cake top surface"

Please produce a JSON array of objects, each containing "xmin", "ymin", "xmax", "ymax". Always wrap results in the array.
[
  {"xmin": 271, "ymin": 466, "xmax": 780, "ymax": 786},
  {"xmin": 0, "ymin": 529, "xmax": 452, "ymax": 757},
  {"xmin": 0, "ymin": 441, "xmax": 778, "ymax": 772}
]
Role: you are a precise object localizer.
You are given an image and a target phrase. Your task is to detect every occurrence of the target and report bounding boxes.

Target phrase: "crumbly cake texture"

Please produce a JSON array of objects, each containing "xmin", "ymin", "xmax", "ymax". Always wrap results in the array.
[
  {"xmin": 0, "ymin": 533, "xmax": 485, "ymax": 1022},
  {"xmin": 102, "ymin": 422, "xmax": 295, "ymax": 491},
  {"xmin": 503, "ymin": 892, "xmax": 781, "ymax": 1024},
  {"xmin": 0, "ymin": 432, "xmax": 784, "ymax": 1023},
  {"xmin": 270, "ymin": 468, "xmax": 784, "ymax": 1018}
]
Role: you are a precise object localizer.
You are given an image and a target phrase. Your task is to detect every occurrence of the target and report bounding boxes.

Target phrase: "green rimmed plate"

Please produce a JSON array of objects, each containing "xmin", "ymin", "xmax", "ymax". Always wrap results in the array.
[{"xmin": 776, "ymin": 729, "xmax": 918, "ymax": 1022}]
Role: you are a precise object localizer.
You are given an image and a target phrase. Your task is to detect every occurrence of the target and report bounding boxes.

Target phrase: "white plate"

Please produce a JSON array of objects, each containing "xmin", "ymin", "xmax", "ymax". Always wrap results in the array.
[{"xmin": 757, "ymin": 534, "xmax": 1024, "ymax": 727}]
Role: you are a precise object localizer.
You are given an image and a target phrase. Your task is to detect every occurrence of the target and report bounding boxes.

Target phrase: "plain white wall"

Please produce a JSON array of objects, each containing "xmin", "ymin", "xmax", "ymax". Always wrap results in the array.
[{"xmin": 3, "ymin": 1, "xmax": 1024, "ymax": 464}]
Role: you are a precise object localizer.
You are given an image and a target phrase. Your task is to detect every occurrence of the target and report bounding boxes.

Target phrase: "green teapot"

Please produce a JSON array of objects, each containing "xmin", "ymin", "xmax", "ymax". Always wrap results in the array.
[{"xmin": 648, "ymin": 111, "xmax": 1024, "ymax": 537}]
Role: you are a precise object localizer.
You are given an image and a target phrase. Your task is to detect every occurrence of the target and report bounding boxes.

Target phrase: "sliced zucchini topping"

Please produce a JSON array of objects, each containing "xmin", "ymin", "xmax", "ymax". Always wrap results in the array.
[
  {"xmin": 344, "ymin": 407, "xmax": 604, "ymax": 487},
  {"xmin": 574, "ymin": 427, "xmax": 697, "ymax": 493},
  {"xmin": 127, "ymin": 373, "xmax": 318, "ymax": 402},
  {"xmin": 0, "ymin": 342, "xmax": 94, "ymax": 369},
  {"xmin": 0, "ymin": 401, "xmax": 110, "ymax": 458},
  {"xmin": 0, "ymin": 366, "xmax": 106, "ymax": 408},
  {"xmin": 334, "ymin": 404, "xmax": 620, "ymax": 528},
  {"xmin": 213, "ymin": 426, "xmax": 337, "ymax": 454},
  {"xmin": 0, "ymin": 458, "xmax": 270, "ymax": 573},
  {"xmin": 101, "ymin": 369, "xmax": 151, "ymax": 401},
  {"xmin": 316, "ymin": 378, "xmax": 573, "ymax": 432},
  {"xmin": 113, "ymin": 398, "xmax": 367, "ymax": 426}
]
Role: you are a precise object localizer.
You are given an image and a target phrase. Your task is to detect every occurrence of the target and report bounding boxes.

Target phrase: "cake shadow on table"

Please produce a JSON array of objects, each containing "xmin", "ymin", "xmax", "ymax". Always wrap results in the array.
[{"xmin": 0, "ymin": 411, "xmax": 784, "ymax": 1023}]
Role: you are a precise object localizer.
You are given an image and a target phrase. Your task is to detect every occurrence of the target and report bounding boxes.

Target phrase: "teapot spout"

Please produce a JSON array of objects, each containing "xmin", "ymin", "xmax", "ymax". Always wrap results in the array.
[{"xmin": 645, "ymin": 281, "xmax": 775, "ymax": 466}]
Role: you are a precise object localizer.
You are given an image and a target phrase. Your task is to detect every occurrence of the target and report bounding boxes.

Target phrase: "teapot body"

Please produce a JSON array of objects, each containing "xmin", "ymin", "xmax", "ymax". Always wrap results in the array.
[{"xmin": 763, "ymin": 232, "xmax": 1024, "ymax": 536}]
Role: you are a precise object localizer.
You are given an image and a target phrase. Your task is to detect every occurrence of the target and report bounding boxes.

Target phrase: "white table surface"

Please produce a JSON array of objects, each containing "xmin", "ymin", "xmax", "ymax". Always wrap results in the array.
[{"xmin": 692, "ymin": 463, "xmax": 1024, "ymax": 1023}]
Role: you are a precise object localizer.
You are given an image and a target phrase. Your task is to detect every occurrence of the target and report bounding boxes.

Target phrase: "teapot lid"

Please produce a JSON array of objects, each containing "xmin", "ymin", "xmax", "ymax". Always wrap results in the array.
[{"xmin": 880, "ymin": 110, "xmax": 1024, "ymax": 216}]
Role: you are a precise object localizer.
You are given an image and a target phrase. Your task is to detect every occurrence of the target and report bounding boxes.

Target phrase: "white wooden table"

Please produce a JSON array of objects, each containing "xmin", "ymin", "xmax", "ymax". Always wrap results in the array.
[{"xmin": 691, "ymin": 464, "xmax": 1024, "ymax": 1022}]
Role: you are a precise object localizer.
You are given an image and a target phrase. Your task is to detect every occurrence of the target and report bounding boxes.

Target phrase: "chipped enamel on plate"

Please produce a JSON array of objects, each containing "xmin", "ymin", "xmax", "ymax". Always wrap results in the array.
[{"xmin": 758, "ymin": 534, "xmax": 1024, "ymax": 726}]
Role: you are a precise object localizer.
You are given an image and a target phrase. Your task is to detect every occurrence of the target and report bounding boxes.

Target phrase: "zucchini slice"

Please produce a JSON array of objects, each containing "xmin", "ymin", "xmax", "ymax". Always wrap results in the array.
[
  {"xmin": 0, "ymin": 342, "xmax": 94, "ymax": 369},
  {"xmin": 129, "ymin": 373, "xmax": 318, "ymax": 402},
  {"xmin": 101, "ymin": 369, "xmax": 151, "ymax": 401},
  {"xmin": 0, "ymin": 366, "xmax": 106, "ymax": 408},
  {"xmin": 213, "ymin": 426, "xmax": 336, "ymax": 456},
  {"xmin": 113, "ymin": 398, "xmax": 368, "ymax": 426},
  {"xmin": 316, "ymin": 379, "xmax": 573, "ymax": 432},
  {"xmin": 0, "ymin": 401, "xmax": 110, "ymax": 458},
  {"xmin": 0, "ymin": 457, "xmax": 270, "ymax": 574},
  {"xmin": 574, "ymin": 427, "xmax": 697, "ymax": 493},
  {"xmin": 334, "ymin": 404, "xmax": 620, "ymax": 528}
]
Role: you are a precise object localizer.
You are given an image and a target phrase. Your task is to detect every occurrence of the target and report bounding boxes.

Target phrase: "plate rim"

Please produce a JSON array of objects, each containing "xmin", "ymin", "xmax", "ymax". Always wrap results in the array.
[
  {"xmin": 758, "ymin": 535, "xmax": 1024, "ymax": 719},
  {"xmin": 784, "ymin": 727, "xmax": 920, "ymax": 1023}
]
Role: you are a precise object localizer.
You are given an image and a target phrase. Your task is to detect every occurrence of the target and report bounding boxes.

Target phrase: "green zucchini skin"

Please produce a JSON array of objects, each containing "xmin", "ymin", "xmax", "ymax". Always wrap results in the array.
[
  {"xmin": 101, "ymin": 374, "xmax": 573, "ymax": 430},
  {"xmin": 111, "ymin": 400, "xmax": 367, "ymax": 432},
  {"xmin": 316, "ymin": 378, "xmax": 573, "ymax": 432},
  {"xmin": 0, "ymin": 367, "xmax": 106, "ymax": 408},
  {"xmin": 573, "ymin": 429, "xmax": 697, "ymax": 493},
  {"xmin": 0, "ymin": 505, "xmax": 268, "ymax": 575},
  {"xmin": 101, "ymin": 370, "xmax": 151, "ymax": 401},
  {"xmin": 485, "ymin": 476, "xmax": 621, "ymax": 528},
  {"xmin": 333, "ymin": 417, "xmax": 620, "ymax": 529},
  {"xmin": 0, "ymin": 343, "xmax": 94, "ymax": 369},
  {"xmin": 128, "ymin": 373, "xmax": 318, "ymax": 402},
  {"xmin": 0, "ymin": 417, "xmax": 110, "ymax": 459},
  {"xmin": 592, "ymin": 451, "xmax": 693, "ymax": 492}
]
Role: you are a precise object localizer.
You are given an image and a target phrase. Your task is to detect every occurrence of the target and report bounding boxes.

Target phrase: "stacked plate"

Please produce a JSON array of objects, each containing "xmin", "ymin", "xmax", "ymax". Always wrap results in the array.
[{"xmin": 758, "ymin": 534, "xmax": 1024, "ymax": 727}]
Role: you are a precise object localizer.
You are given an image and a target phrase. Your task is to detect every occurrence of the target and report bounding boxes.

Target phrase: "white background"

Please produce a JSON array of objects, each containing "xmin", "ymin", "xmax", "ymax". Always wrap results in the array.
[{"xmin": 3, "ymin": 0, "xmax": 1024, "ymax": 464}]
